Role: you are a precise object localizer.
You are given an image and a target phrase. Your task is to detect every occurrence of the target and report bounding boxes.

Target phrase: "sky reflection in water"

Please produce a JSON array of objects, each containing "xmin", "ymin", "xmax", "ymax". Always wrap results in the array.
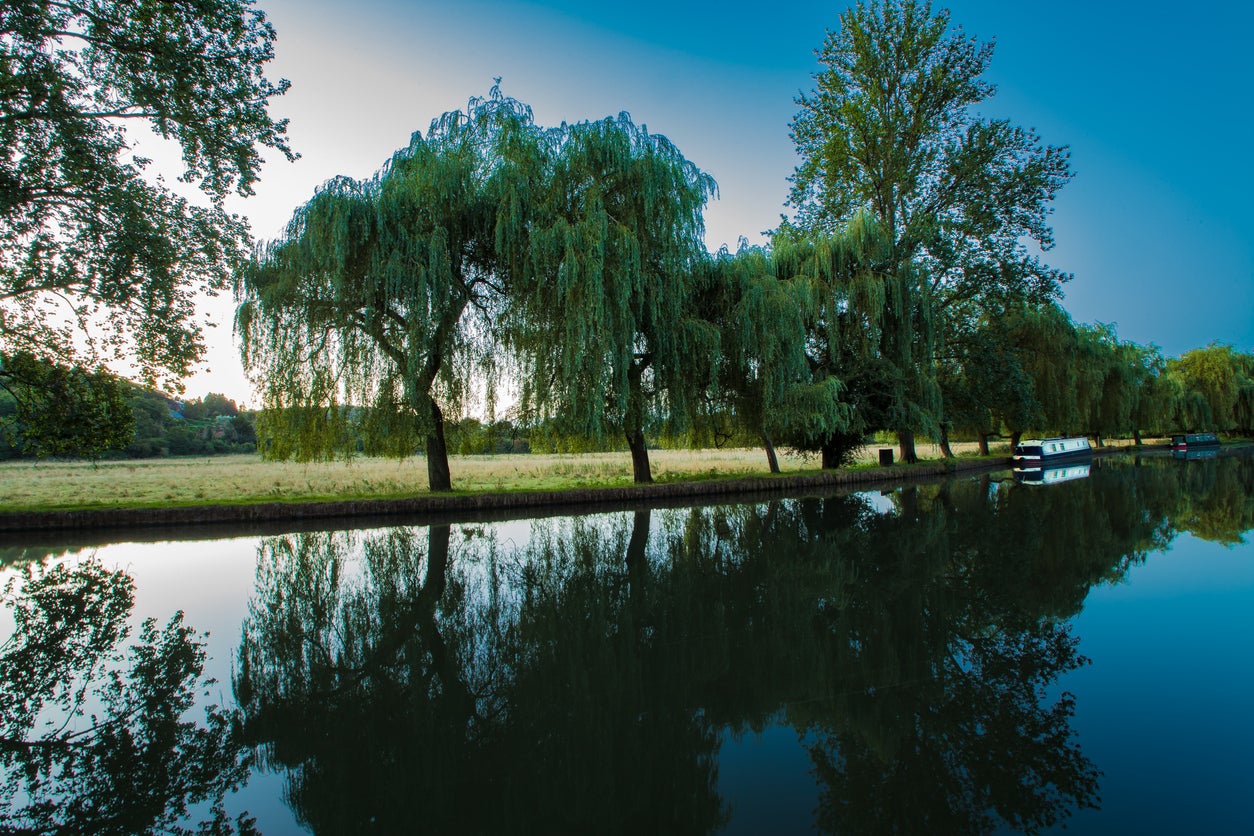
[{"xmin": 1, "ymin": 449, "xmax": 1251, "ymax": 834}]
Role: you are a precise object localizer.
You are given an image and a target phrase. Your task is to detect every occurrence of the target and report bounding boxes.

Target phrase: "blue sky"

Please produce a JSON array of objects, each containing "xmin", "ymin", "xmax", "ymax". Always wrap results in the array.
[{"xmin": 190, "ymin": 0, "xmax": 1253, "ymax": 403}]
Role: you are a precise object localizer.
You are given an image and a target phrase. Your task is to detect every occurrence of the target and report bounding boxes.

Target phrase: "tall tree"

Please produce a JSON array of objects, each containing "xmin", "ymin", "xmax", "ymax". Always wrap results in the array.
[
  {"xmin": 789, "ymin": 0, "xmax": 1072, "ymax": 462},
  {"xmin": 504, "ymin": 113, "xmax": 718, "ymax": 483},
  {"xmin": 237, "ymin": 87, "xmax": 543, "ymax": 491},
  {"xmin": 700, "ymin": 243, "xmax": 851, "ymax": 473},
  {"xmin": 1, "ymin": 0, "xmax": 293, "ymax": 396}
]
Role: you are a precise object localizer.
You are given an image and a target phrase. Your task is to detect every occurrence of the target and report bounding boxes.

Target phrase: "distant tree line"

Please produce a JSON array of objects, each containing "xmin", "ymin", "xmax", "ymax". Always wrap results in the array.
[{"xmin": 0, "ymin": 380, "xmax": 257, "ymax": 460}]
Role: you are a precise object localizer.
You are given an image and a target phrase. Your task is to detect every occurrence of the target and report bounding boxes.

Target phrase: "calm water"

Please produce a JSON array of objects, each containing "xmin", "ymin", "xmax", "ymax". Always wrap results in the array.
[{"xmin": 1, "ymin": 449, "xmax": 1252, "ymax": 834}]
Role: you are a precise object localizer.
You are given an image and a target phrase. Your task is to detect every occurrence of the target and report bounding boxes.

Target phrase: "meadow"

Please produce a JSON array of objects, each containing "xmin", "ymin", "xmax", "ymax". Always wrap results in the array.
[{"xmin": 0, "ymin": 441, "xmax": 1029, "ymax": 512}]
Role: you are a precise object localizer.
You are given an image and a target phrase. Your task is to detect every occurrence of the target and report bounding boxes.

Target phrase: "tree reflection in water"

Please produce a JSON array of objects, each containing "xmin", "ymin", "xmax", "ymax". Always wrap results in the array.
[
  {"xmin": 0, "ymin": 452, "xmax": 1245, "ymax": 833},
  {"xmin": 229, "ymin": 450, "xmax": 1250, "ymax": 834},
  {"xmin": 0, "ymin": 558, "xmax": 254, "ymax": 835}
]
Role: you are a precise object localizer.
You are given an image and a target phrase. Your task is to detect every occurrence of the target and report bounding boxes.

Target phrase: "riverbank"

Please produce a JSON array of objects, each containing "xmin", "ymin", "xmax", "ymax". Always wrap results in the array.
[{"xmin": 0, "ymin": 441, "xmax": 1158, "ymax": 533}]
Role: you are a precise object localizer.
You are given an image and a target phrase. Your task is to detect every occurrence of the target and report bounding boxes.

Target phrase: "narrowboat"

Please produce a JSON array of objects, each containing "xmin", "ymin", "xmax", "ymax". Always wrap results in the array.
[
  {"xmin": 1011, "ymin": 436, "xmax": 1092, "ymax": 466},
  {"xmin": 1014, "ymin": 463, "xmax": 1091, "ymax": 485},
  {"xmin": 1171, "ymin": 432, "xmax": 1219, "ymax": 450}
]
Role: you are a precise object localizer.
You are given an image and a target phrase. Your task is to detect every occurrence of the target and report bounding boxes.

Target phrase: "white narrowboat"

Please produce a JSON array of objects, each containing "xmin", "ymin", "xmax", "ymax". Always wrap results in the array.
[{"xmin": 1012, "ymin": 436, "xmax": 1092, "ymax": 466}]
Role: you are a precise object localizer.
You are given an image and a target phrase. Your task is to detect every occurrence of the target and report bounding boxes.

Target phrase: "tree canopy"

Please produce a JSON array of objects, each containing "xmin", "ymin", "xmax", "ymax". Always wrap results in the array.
[
  {"xmin": 241, "ymin": 88, "xmax": 719, "ymax": 487},
  {"xmin": 504, "ymin": 112, "xmax": 718, "ymax": 483},
  {"xmin": 788, "ymin": 0, "xmax": 1072, "ymax": 461},
  {"xmin": 238, "ymin": 86, "xmax": 541, "ymax": 490},
  {"xmin": 1, "ymin": 0, "xmax": 293, "ymax": 402},
  {"xmin": 0, "ymin": 558, "xmax": 254, "ymax": 834}
]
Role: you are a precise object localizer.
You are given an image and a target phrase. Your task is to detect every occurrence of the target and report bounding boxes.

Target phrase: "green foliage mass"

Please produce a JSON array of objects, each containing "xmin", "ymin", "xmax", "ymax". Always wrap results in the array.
[
  {"xmin": 0, "ymin": 0, "xmax": 293, "ymax": 393},
  {"xmin": 504, "ymin": 111, "xmax": 719, "ymax": 481},
  {"xmin": 238, "ymin": 85, "xmax": 544, "ymax": 489},
  {"xmin": 787, "ymin": 0, "xmax": 1072, "ymax": 460},
  {"xmin": 241, "ymin": 85, "xmax": 720, "ymax": 487},
  {"xmin": 0, "ymin": 351, "xmax": 132, "ymax": 458},
  {"xmin": 0, "ymin": 370, "xmax": 256, "ymax": 460},
  {"xmin": 0, "ymin": 558, "xmax": 255, "ymax": 833}
]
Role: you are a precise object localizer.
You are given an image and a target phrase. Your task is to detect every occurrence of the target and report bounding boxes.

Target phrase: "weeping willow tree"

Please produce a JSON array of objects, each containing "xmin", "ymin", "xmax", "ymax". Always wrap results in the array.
[
  {"xmin": 1167, "ymin": 344, "xmax": 1254, "ymax": 434},
  {"xmin": 771, "ymin": 213, "xmax": 901, "ymax": 468},
  {"xmin": 503, "ymin": 114, "xmax": 719, "ymax": 483},
  {"xmin": 237, "ymin": 87, "xmax": 542, "ymax": 490},
  {"xmin": 698, "ymin": 245, "xmax": 833, "ymax": 472},
  {"xmin": 700, "ymin": 238, "xmax": 880, "ymax": 473}
]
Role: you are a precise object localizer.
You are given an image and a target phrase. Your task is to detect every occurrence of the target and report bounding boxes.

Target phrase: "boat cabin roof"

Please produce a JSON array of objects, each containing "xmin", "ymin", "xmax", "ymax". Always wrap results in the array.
[{"xmin": 1018, "ymin": 436, "xmax": 1087, "ymax": 447}]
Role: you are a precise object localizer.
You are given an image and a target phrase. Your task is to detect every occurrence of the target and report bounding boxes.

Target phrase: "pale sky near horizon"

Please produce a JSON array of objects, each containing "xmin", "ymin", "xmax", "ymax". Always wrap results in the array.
[{"xmin": 181, "ymin": 0, "xmax": 1253, "ymax": 406}]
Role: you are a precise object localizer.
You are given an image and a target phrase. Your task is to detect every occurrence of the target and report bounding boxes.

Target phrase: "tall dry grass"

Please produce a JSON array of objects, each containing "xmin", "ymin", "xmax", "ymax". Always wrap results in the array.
[{"xmin": 0, "ymin": 437, "xmax": 1098, "ymax": 512}]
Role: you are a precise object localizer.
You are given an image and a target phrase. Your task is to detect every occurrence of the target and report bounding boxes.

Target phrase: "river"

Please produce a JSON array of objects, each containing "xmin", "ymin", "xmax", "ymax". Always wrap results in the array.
[{"xmin": 1, "ymin": 448, "xmax": 1251, "ymax": 834}]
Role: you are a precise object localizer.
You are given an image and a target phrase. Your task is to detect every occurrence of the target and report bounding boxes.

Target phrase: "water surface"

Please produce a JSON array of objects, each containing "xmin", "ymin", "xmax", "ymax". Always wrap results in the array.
[{"xmin": 2, "ymin": 450, "xmax": 1251, "ymax": 834}]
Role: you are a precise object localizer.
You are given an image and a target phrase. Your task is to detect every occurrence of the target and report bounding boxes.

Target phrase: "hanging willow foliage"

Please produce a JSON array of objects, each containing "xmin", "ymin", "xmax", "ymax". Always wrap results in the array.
[
  {"xmin": 502, "ymin": 113, "xmax": 719, "ymax": 482},
  {"xmin": 767, "ymin": 214, "xmax": 929, "ymax": 464},
  {"xmin": 236, "ymin": 86, "xmax": 544, "ymax": 490},
  {"xmin": 237, "ymin": 89, "xmax": 724, "ymax": 487}
]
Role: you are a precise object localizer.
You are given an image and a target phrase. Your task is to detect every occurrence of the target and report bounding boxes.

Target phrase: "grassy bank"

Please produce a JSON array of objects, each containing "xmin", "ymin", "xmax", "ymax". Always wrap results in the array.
[
  {"xmin": 0, "ymin": 442, "xmax": 997, "ymax": 512},
  {"xmin": 0, "ymin": 437, "xmax": 1156, "ymax": 514}
]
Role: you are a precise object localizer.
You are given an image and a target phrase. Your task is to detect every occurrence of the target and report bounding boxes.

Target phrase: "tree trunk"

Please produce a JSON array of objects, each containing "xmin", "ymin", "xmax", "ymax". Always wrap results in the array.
[
  {"xmin": 821, "ymin": 441, "xmax": 840, "ymax": 470},
  {"xmin": 418, "ymin": 525, "xmax": 474, "ymax": 717},
  {"xmin": 762, "ymin": 431, "xmax": 781, "ymax": 474},
  {"xmin": 426, "ymin": 400, "xmax": 452, "ymax": 492},
  {"xmin": 350, "ymin": 524, "xmax": 460, "ymax": 704},
  {"xmin": 1095, "ymin": 433, "xmax": 1105, "ymax": 448},
  {"xmin": 977, "ymin": 433, "xmax": 990, "ymax": 456},
  {"xmin": 1133, "ymin": 428, "xmax": 1143, "ymax": 446},
  {"xmin": 897, "ymin": 428, "xmax": 918, "ymax": 464},
  {"xmin": 938, "ymin": 423, "xmax": 955, "ymax": 459},
  {"xmin": 626, "ymin": 427, "xmax": 653, "ymax": 484},
  {"xmin": 1010, "ymin": 431, "xmax": 1022, "ymax": 451}
]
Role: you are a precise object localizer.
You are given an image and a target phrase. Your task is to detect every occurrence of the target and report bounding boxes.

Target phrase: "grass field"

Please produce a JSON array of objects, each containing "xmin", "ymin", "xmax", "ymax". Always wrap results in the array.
[{"xmin": 1, "ymin": 437, "xmax": 1151, "ymax": 513}]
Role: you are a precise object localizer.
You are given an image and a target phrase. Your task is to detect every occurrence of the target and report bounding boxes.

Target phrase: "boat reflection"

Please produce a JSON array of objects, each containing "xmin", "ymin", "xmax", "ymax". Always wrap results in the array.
[
  {"xmin": 1173, "ymin": 447, "xmax": 1220, "ymax": 461},
  {"xmin": 1014, "ymin": 462, "xmax": 1092, "ymax": 485}
]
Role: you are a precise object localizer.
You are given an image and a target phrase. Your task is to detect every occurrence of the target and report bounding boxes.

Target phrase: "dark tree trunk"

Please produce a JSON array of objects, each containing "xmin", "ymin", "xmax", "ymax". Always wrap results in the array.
[
  {"xmin": 426, "ymin": 400, "xmax": 452, "ymax": 492},
  {"xmin": 1095, "ymin": 433, "xmax": 1105, "ymax": 447},
  {"xmin": 626, "ymin": 427, "xmax": 653, "ymax": 484},
  {"xmin": 762, "ymin": 431, "xmax": 781, "ymax": 474},
  {"xmin": 1010, "ymin": 431, "xmax": 1022, "ymax": 450},
  {"xmin": 977, "ymin": 433, "xmax": 990, "ymax": 456},
  {"xmin": 426, "ymin": 524, "xmax": 451, "ymax": 590},
  {"xmin": 763, "ymin": 499, "xmax": 779, "ymax": 532},
  {"xmin": 348, "ymin": 524, "xmax": 460, "ymax": 704},
  {"xmin": 821, "ymin": 441, "xmax": 840, "ymax": 470},
  {"xmin": 938, "ymin": 423, "xmax": 955, "ymax": 459},
  {"xmin": 1133, "ymin": 428, "xmax": 1144, "ymax": 446},
  {"xmin": 417, "ymin": 525, "xmax": 474, "ymax": 716},
  {"xmin": 897, "ymin": 428, "xmax": 918, "ymax": 464}
]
